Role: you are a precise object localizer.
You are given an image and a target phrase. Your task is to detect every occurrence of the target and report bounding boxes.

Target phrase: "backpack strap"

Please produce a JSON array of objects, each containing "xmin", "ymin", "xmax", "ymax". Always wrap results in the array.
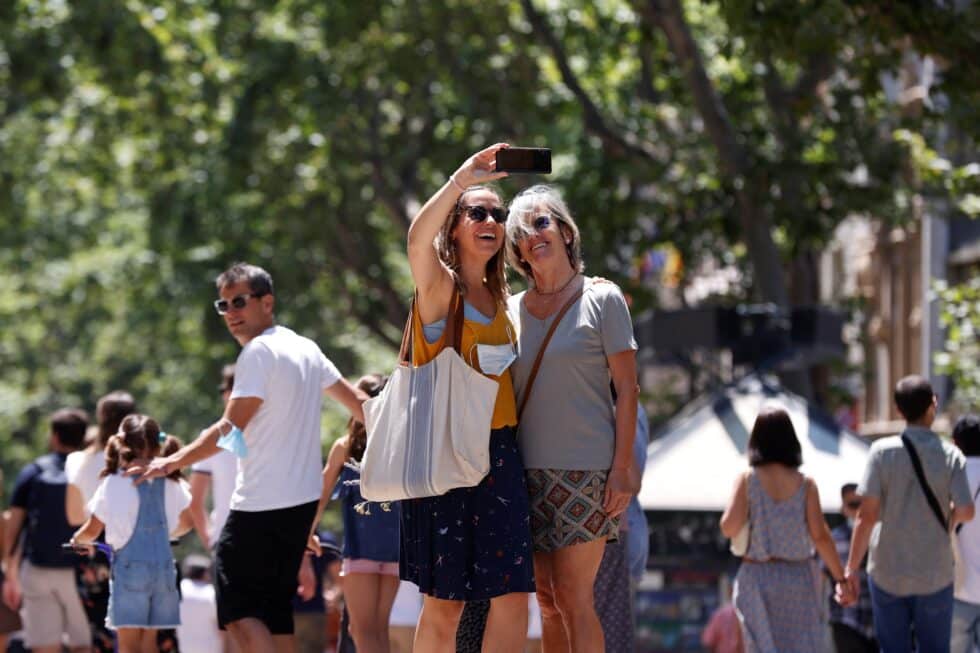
[{"xmin": 901, "ymin": 434, "xmax": 949, "ymax": 532}]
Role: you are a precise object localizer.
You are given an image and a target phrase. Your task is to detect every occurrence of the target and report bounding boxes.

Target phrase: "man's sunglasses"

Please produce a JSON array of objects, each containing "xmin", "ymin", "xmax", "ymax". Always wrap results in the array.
[
  {"xmin": 464, "ymin": 205, "xmax": 507, "ymax": 224},
  {"xmin": 845, "ymin": 500, "xmax": 861, "ymax": 510},
  {"xmin": 213, "ymin": 292, "xmax": 265, "ymax": 315}
]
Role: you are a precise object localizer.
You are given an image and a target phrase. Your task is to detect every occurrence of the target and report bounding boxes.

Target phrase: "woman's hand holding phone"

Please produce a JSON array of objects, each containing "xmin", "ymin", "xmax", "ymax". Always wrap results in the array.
[{"xmin": 452, "ymin": 143, "xmax": 511, "ymax": 189}]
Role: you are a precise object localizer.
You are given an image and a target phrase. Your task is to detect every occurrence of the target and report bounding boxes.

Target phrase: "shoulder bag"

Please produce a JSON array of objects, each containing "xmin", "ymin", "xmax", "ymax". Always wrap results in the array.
[{"xmin": 359, "ymin": 287, "xmax": 499, "ymax": 501}]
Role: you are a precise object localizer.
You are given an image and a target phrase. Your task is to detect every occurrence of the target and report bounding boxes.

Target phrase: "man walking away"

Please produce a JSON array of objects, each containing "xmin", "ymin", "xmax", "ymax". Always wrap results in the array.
[
  {"xmin": 846, "ymin": 375, "xmax": 975, "ymax": 653},
  {"xmin": 3, "ymin": 409, "xmax": 92, "ymax": 653}
]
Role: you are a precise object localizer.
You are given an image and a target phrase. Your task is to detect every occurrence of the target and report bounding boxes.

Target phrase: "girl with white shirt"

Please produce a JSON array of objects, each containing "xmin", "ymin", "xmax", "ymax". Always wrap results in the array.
[{"xmin": 71, "ymin": 414, "xmax": 192, "ymax": 653}]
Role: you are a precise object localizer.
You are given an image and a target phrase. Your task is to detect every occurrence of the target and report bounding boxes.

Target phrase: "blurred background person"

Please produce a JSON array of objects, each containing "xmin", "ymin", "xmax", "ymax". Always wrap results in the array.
[
  {"xmin": 188, "ymin": 365, "xmax": 239, "ymax": 552},
  {"xmin": 4, "ymin": 408, "xmax": 91, "ymax": 653},
  {"xmin": 828, "ymin": 483, "xmax": 876, "ymax": 653},
  {"xmin": 294, "ymin": 532, "xmax": 342, "ymax": 653},
  {"xmin": 0, "ymin": 474, "xmax": 23, "ymax": 651},
  {"xmin": 65, "ymin": 390, "xmax": 135, "ymax": 653},
  {"xmin": 177, "ymin": 555, "xmax": 221, "ymax": 653},
  {"xmin": 952, "ymin": 414, "xmax": 980, "ymax": 653},
  {"xmin": 701, "ymin": 580, "xmax": 742, "ymax": 653},
  {"xmin": 720, "ymin": 406, "xmax": 850, "ymax": 652},
  {"xmin": 388, "ymin": 581, "xmax": 422, "ymax": 653}
]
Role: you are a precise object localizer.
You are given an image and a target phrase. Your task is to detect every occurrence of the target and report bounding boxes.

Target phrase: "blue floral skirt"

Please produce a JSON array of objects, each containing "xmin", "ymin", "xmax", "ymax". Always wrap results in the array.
[{"xmin": 400, "ymin": 426, "xmax": 536, "ymax": 601}]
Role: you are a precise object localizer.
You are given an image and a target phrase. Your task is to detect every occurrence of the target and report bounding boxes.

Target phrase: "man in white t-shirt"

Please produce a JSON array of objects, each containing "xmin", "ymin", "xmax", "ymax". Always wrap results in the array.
[
  {"xmin": 136, "ymin": 262, "xmax": 366, "ymax": 653},
  {"xmin": 189, "ymin": 365, "xmax": 239, "ymax": 550}
]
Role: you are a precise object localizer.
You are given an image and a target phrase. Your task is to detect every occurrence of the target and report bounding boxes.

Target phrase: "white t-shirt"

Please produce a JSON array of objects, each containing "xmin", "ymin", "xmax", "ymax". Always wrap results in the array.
[
  {"xmin": 65, "ymin": 448, "xmax": 106, "ymax": 505},
  {"xmin": 177, "ymin": 579, "xmax": 222, "ymax": 653},
  {"xmin": 190, "ymin": 449, "xmax": 237, "ymax": 539},
  {"xmin": 955, "ymin": 457, "xmax": 980, "ymax": 603},
  {"xmin": 230, "ymin": 325, "xmax": 341, "ymax": 512},
  {"xmin": 88, "ymin": 473, "xmax": 191, "ymax": 550}
]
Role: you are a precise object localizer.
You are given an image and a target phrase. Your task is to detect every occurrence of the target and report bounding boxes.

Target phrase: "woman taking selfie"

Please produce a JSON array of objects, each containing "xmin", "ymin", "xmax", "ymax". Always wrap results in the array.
[
  {"xmin": 505, "ymin": 185, "xmax": 638, "ymax": 653},
  {"xmin": 402, "ymin": 143, "xmax": 534, "ymax": 652}
]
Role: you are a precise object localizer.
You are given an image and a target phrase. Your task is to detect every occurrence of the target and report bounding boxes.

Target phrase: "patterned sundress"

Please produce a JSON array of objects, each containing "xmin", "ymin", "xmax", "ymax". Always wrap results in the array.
[{"xmin": 732, "ymin": 471, "xmax": 830, "ymax": 653}]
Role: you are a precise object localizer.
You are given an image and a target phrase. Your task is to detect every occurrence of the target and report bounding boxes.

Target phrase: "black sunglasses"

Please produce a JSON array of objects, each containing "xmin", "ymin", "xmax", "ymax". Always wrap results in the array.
[
  {"xmin": 213, "ymin": 292, "xmax": 264, "ymax": 315},
  {"xmin": 845, "ymin": 500, "xmax": 861, "ymax": 510},
  {"xmin": 464, "ymin": 205, "xmax": 507, "ymax": 224},
  {"xmin": 532, "ymin": 215, "xmax": 552, "ymax": 231}
]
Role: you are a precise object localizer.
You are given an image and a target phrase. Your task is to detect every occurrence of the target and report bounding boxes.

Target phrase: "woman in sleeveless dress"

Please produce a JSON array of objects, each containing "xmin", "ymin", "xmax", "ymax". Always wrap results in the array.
[
  {"xmin": 720, "ymin": 406, "xmax": 854, "ymax": 652},
  {"xmin": 402, "ymin": 144, "xmax": 535, "ymax": 652}
]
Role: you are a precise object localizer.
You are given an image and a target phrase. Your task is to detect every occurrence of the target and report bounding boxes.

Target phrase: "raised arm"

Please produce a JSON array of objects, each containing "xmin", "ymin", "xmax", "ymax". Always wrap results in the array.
[{"xmin": 407, "ymin": 144, "xmax": 509, "ymax": 322}]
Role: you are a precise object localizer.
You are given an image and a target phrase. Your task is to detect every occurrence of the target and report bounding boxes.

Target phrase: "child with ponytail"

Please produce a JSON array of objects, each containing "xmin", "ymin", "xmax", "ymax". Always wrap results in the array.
[
  {"xmin": 309, "ymin": 374, "xmax": 400, "ymax": 653},
  {"xmin": 71, "ymin": 414, "xmax": 192, "ymax": 653}
]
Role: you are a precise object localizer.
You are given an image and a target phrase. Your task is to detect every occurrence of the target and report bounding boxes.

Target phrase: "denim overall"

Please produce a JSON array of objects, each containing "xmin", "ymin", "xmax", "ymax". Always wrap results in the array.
[{"xmin": 107, "ymin": 479, "xmax": 179, "ymax": 628}]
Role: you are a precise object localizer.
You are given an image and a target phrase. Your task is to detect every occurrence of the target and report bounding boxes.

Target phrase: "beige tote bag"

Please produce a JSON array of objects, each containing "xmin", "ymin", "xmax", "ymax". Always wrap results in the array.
[{"xmin": 360, "ymin": 290, "xmax": 498, "ymax": 501}]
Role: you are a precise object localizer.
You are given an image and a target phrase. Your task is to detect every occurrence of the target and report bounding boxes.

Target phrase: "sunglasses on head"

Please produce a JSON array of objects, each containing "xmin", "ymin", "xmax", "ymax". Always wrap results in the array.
[
  {"xmin": 213, "ymin": 292, "xmax": 264, "ymax": 315},
  {"xmin": 464, "ymin": 205, "xmax": 507, "ymax": 224}
]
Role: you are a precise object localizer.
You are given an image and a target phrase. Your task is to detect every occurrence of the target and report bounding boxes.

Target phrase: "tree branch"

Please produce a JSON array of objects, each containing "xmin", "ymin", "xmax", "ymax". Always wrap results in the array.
[
  {"xmin": 638, "ymin": 0, "xmax": 790, "ymax": 309},
  {"xmin": 519, "ymin": 0, "xmax": 661, "ymax": 163}
]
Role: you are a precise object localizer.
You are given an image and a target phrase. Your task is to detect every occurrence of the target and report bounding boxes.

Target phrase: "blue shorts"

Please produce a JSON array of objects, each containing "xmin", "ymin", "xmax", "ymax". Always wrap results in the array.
[{"xmin": 107, "ymin": 560, "xmax": 180, "ymax": 629}]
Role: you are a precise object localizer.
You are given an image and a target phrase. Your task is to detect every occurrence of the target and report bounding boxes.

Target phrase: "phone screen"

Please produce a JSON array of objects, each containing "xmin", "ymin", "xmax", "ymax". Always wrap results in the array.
[{"xmin": 495, "ymin": 148, "xmax": 552, "ymax": 174}]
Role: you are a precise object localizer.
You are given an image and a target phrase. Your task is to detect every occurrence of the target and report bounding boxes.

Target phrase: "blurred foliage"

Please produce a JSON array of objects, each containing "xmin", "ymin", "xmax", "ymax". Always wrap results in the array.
[
  {"xmin": 1, "ymin": 0, "xmax": 978, "ymax": 482},
  {"xmin": 935, "ymin": 278, "xmax": 980, "ymax": 412}
]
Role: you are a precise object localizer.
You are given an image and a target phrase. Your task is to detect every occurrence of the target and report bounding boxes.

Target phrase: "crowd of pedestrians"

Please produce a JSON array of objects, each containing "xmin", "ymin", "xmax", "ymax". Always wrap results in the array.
[{"xmin": 0, "ymin": 142, "xmax": 977, "ymax": 653}]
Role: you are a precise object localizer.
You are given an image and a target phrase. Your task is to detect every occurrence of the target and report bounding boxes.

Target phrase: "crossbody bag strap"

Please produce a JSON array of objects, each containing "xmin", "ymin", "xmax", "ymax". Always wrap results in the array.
[
  {"xmin": 399, "ymin": 286, "xmax": 464, "ymax": 365},
  {"xmin": 901, "ymin": 434, "xmax": 949, "ymax": 532},
  {"xmin": 517, "ymin": 287, "xmax": 585, "ymax": 420}
]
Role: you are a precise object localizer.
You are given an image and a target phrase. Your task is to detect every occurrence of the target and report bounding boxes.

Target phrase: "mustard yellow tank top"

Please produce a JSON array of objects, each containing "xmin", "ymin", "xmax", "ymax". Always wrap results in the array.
[{"xmin": 411, "ymin": 300, "xmax": 518, "ymax": 430}]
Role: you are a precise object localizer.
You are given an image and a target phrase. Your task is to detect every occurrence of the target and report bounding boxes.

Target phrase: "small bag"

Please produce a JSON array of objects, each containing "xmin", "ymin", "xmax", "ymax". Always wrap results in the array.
[
  {"xmin": 730, "ymin": 522, "xmax": 751, "ymax": 557},
  {"xmin": 359, "ymin": 289, "xmax": 499, "ymax": 502}
]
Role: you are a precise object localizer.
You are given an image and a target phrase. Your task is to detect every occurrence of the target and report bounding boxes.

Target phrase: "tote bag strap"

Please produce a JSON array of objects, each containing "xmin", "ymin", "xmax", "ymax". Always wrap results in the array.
[
  {"xmin": 398, "ymin": 286, "xmax": 464, "ymax": 365},
  {"xmin": 517, "ymin": 287, "xmax": 585, "ymax": 420}
]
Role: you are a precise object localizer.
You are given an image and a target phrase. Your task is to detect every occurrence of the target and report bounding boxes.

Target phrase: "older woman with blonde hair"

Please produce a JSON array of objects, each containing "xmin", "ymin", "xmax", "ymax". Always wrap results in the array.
[
  {"xmin": 402, "ymin": 143, "xmax": 535, "ymax": 652},
  {"xmin": 505, "ymin": 185, "xmax": 638, "ymax": 653}
]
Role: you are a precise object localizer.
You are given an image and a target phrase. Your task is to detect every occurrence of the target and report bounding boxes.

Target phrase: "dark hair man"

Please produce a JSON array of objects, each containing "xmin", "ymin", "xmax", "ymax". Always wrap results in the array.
[
  {"xmin": 135, "ymin": 263, "xmax": 367, "ymax": 653},
  {"xmin": 846, "ymin": 375, "xmax": 975, "ymax": 652},
  {"xmin": 3, "ymin": 408, "xmax": 91, "ymax": 653}
]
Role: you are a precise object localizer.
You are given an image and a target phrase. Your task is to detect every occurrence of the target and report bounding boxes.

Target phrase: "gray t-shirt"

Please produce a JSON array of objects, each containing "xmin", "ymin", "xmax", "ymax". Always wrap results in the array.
[
  {"xmin": 859, "ymin": 426, "xmax": 971, "ymax": 596},
  {"xmin": 508, "ymin": 279, "xmax": 637, "ymax": 470}
]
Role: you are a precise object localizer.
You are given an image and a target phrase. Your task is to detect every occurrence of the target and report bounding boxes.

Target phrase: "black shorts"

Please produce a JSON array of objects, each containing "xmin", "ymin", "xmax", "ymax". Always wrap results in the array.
[{"xmin": 215, "ymin": 500, "xmax": 317, "ymax": 634}]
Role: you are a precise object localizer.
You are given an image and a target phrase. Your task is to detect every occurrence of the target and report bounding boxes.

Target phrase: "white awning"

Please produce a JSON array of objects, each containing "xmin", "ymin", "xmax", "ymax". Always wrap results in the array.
[{"xmin": 638, "ymin": 375, "xmax": 871, "ymax": 512}]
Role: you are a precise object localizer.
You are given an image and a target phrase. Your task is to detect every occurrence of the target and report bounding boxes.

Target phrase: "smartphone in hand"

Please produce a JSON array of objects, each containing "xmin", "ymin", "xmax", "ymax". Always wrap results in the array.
[{"xmin": 495, "ymin": 147, "xmax": 551, "ymax": 174}]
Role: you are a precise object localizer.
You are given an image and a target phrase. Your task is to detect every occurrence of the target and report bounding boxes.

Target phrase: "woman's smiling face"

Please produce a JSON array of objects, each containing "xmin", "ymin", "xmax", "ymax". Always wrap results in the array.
[{"xmin": 452, "ymin": 189, "xmax": 506, "ymax": 260}]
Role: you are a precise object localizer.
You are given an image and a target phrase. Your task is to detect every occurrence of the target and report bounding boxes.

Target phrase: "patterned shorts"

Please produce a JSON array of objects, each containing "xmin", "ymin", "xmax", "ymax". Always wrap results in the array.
[{"xmin": 526, "ymin": 469, "xmax": 620, "ymax": 553}]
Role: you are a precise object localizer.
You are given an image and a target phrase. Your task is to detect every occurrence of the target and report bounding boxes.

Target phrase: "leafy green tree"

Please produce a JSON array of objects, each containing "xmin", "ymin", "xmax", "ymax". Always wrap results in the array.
[{"xmin": 1, "ymin": 0, "xmax": 977, "ymax": 479}]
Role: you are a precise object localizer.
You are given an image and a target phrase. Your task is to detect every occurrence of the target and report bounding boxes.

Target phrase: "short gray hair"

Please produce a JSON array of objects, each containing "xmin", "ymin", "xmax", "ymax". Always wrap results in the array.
[{"xmin": 505, "ymin": 185, "xmax": 583, "ymax": 282}]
